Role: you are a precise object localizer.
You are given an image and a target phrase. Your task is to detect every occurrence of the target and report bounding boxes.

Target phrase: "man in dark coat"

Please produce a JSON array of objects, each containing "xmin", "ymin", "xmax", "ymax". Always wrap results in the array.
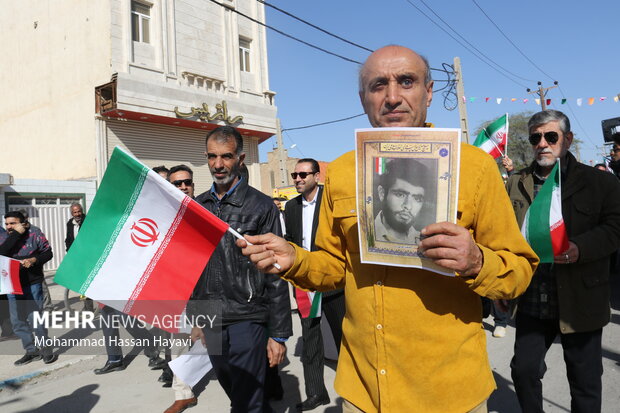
[
  {"xmin": 285, "ymin": 158, "xmax": 345, "ymax": 411},
  {"xmin": 507, "ymin": 110, "xmax": 620, "ymax": 413}
]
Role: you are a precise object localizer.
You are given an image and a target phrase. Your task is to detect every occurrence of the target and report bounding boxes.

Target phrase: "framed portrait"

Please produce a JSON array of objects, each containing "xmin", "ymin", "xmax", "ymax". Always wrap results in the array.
[{"xmin": 355, "ymin": 128, "xmax": 461, "ymax": 276}]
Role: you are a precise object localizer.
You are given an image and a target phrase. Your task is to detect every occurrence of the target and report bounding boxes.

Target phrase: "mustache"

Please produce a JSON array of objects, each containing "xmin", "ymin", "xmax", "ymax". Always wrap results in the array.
[{"xmin": 536, "ymin": 148, "xmax": 553, "ymax": 155}]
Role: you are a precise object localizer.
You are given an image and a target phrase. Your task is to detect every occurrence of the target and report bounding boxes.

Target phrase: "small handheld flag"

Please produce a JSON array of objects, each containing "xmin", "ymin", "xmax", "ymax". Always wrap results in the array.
[{"xmin": 473, "ymin": 114, "xmax": 509, "ymax": 159}]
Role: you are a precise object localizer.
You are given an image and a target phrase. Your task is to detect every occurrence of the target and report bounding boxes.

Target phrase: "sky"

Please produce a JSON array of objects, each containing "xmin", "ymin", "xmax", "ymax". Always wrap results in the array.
[{"xmin": 258, "ymin": 0, "xmax": 620, "ymax": 166}]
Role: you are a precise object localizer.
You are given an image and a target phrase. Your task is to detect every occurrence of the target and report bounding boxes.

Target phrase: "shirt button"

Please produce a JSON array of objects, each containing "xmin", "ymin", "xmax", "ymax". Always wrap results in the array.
[
  {"xmin": 380, "ymin": 369, "xmax": 386, "ymax": 375},
  {"xmin": 376, "ymin": 281, "xmax": 382, "ymax": 286},
  {"xmin": 376, "ymin": 324, "xmax": 382, "ymax": 330}
]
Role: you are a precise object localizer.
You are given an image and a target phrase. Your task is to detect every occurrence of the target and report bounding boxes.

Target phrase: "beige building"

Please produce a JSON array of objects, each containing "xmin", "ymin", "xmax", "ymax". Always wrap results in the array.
[{"xmin": 0, "ymin": 0, "xmax": 277, "ymax": 269}]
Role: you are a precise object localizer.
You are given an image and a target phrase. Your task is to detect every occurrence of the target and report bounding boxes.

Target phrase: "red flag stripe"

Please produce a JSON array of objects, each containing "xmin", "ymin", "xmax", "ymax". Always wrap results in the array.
[
  {"xmin": 295, "ymin": 288, "xmax": 312, "ymax": 318},
  {"xmin": 123, "ymin": 199, "xmax": 229, "ymax": 324},
  {"xmin": 10, "ymin": 259, "xmax": 22, "ymax": 295}
]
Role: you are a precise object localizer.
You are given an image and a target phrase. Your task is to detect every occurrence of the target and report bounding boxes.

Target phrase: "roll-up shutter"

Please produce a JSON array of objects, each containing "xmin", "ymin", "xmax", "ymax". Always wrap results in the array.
[{"xmin": 105, "ymin": 119, "xmax": 260, "ymax": 195}]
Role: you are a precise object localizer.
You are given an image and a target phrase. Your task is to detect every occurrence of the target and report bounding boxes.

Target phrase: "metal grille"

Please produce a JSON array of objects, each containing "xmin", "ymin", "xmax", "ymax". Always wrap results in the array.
[
  {"xmin": 105, "ymin": 119, "xmax": 261, "ymax": 195},
  {"xmin": 5, "ymin": 198, "xmax": 81, "ymax": 271}
]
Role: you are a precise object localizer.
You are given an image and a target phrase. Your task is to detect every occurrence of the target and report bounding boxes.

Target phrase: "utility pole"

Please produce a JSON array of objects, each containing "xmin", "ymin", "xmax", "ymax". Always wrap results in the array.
[
  {"xmin": 453, "ymin": 57, "xmax": 470, "ymax": 143},
  {"xmin": 527, "ymin": 81, "xmax": 558, "ymax": 110},
  {"xmin": 275, "ymin": 118, "xmax": 288, "ymax": 187}
]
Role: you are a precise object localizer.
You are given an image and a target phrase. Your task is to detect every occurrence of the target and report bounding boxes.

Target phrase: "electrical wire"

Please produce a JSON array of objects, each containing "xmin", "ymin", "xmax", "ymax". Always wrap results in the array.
[
  {"xmin": 282, "ymin": 113, "xmax": 366, "ymax": 132},
  {"xmin": 471, "ymin": 0, "xmax": 555, "ymax": 82},
  {"xmin": 208, "ymin": 0, "xmax": 363, "ymax": 64},
  {"xmin": 283, "ymin": 131, "xmax": 306, "ymax": 157},
  {"xmin": 556, "ymin": 85, "xmax": 598, "ymax": 149},
  {"xmin": 257, "ymin": 0, "xmax": 374, "ymax": 53},
  {"xmin": 402, "ymin": 0, "xmax": 529, "ymax": 89},
  {"xmin": 417, "ymin": 0, "xmax": 535, "ymax": 83}
]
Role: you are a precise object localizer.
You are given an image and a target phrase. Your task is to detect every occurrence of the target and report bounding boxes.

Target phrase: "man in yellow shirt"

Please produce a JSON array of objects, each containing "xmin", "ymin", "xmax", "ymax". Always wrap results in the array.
[{"xmin": 239, "ymin": 45, "xmax": 538, "ymax": 413}]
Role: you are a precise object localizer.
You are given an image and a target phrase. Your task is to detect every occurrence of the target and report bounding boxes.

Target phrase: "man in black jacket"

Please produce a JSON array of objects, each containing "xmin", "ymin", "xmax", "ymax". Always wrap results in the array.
[
  {"xmin": 65, "ymin": 203, "xmax": 85, "ymax": 251},
  {"xmin": 1, "ymin": 210, "xmax": 57, "ymax": 365},
  {"xmin": 285, "ymin": 159, "xmax": 345, "ymax": 411},
  {"xmin": 189, "ymin": 126, "xmax": 292, "ymax": 413}
]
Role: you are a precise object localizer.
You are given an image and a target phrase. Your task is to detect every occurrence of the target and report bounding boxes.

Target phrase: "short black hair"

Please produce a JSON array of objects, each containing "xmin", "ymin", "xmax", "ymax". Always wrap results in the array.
[
  {"xmin": 168, "ymin": 164, "xmax": 194, "ymax": 180},
  {"xmin": 152, "ymin": 165, "xmax": 169, "ymax": 175},
  {"xmin": 297, "ymin": 158, "xmax": 320, "ymax": 174},
  {"xmin": 206, "ymin": 126, "xmax": 244, "ymax": 155},
  {"xmin": 612, "ymin": 133, "xmax": 620, "ymax": 146},
  {"xmin": 379, "ymin": 158, "xmax": 430, "ymax": 193},
  {"xmin": 5, "ymin": 210, "xmax": 25, "ymax": 223}
]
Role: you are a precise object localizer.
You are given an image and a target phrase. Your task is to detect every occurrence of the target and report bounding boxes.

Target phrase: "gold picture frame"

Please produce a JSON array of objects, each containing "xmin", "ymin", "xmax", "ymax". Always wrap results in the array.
[{"xmin": 355, "ymin": 128, "xmax": 461, "ymax": 275}]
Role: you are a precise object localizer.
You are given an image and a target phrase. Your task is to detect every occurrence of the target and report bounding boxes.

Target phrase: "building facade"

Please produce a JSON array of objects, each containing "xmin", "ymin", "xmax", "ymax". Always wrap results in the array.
[{"xmin": 0, "ymin": 0, "xmax": 277, "ymax": 269}]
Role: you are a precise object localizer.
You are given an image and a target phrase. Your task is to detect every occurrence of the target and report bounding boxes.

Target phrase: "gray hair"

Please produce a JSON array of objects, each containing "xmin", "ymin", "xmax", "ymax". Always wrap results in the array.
[
  {"xmin": 528, "ymin": 110, "xmax": 571, "ymax": 134},
  {"xmin": 358, "ymin": 46, "xmax": 433, "ymax": 93},
  {"xmin": 70, "ymin": 203, "xmax": 83, "ymax": 211}
]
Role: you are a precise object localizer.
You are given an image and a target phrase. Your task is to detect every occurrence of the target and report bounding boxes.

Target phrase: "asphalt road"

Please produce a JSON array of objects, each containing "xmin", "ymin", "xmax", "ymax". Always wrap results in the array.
[{"xmin": 0, "ymin": 274, "xmax": 618, "ymax": 412}]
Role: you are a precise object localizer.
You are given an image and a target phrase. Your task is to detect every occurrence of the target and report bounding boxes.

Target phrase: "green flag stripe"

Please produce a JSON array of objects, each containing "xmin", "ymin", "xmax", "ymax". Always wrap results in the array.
[
  {"xmin": 54, "ymin": 148, "xmax": 149, "ymax": 293},
  {"xmin": 310, "ymin": 292, "xmax": 323, "ymax": 317},
  {"xmin": 527, "ymin": 164, "xmax": 559, "ymax": 262},
  {"xmin": 473, "ymin": 114, "xmax": 506, "ymax": 147}
]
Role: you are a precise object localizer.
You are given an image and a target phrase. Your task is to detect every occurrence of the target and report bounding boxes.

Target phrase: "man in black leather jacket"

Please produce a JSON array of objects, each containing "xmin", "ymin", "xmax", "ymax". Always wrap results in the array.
[{"xmin": 189, "ymin": 126, "xmax": 292, "ymax": 413}]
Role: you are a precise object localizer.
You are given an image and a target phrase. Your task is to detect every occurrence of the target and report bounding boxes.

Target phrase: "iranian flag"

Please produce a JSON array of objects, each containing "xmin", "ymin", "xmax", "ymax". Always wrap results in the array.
[
  {"xmin": 295, "ymin": 288, "xmax": 322, "ymax": 318},
  {"xmin": 55, "ymin": 147, "xmax": 229, "ymax": 331},
  {"xmin": 521, "ymin": 161, "xmax": 569, "ymax": 263},
  {"xmin": 473, "ymin": 114, "xmax": 508, "ymax": 159},
  {"xmin": 375, "ymin": 157, "xmax": 386, "ymax": 175},
  {"xmin": 0, "ymin": 256, "xmax": 22, "ymax": 295}
]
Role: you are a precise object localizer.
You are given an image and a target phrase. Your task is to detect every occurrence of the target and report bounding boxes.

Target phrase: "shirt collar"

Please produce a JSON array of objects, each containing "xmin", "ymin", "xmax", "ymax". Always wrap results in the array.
[
  {"xmin": 302, "ymin": 189, "xmax": 318, "ymax": 206},
  {"xmin": 210, "ymin": 177, "xmax": 243, "ymax": 202}
]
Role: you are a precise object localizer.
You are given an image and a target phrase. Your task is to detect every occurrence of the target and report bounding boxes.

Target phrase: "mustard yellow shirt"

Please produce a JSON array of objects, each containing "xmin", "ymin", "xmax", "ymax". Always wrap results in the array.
[{"xmin": 283, "ymin": 144, "xmax": 538, "ymax": 412}]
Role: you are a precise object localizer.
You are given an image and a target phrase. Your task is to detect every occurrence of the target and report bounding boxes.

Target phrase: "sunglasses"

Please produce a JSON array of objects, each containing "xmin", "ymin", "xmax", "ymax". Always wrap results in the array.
[
  {"xmin": 612, "ymin": 147, "xmax": 620, "ymax": 153},
  {"xmin": 291, "ymin": 172, "xmax": 316, "ymax": 179},
  {"xmin": 529, "ymin": 131, "xmax": 560, "ymax": 146},
  {"xmin": 172, "ymin": 179, "xmax": 193, "ymax": 187}
]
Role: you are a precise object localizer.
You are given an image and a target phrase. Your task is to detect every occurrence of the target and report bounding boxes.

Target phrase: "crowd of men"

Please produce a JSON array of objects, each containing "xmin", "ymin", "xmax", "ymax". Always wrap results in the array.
[{"xmin": 1, "ymin": 44, "xmax": 620, "ymax": 413}]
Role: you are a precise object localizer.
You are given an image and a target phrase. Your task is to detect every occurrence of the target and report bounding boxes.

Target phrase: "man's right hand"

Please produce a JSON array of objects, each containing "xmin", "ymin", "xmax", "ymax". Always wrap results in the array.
[
  {"xmin": 13, "ymin": 222, "xmax": 26, "ymax": 234},
  {"xmin": 236, "ymin": 233, "xmax": 296, "ymax": 274},
  {"xmin": 502, "ymin": 156, "xmax": 514, "ymax": 173},
  {"xmin": 190, "ymin": 326, "xmax": 206, "ymax": 347}
]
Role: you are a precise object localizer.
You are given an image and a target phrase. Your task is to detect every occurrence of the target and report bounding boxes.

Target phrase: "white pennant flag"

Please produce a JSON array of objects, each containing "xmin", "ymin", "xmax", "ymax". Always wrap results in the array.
[
  {"xmin": 496, "ymin": 98, "xmax": 502, "ymax": 104},
  {"xmin": 577, "ymin": 98, "xmax": 583, "ymax": 106}
]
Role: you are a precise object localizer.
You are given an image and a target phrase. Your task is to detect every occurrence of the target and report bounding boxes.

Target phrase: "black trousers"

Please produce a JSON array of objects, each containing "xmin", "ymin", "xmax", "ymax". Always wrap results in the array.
[
  {"xmin": 510, "ymin": 312, "xmax": 603, "ymax": 413},
  {"xmin": 205, "ymin": 321, "xmax": 268, "ymax": 413},
  {"xmin": 300, "ymin": 290, "xmax": 345, "ymax": 398},
  {"xmin": 100, "ymin": 306, "xmax": 158, "ymax": 361}
]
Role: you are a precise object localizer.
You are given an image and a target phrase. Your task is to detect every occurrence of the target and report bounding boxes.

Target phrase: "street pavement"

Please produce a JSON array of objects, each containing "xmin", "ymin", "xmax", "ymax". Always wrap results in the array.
[{"xmin": 0, "ymin": 273, "xmax": 619, "ymax": 412}]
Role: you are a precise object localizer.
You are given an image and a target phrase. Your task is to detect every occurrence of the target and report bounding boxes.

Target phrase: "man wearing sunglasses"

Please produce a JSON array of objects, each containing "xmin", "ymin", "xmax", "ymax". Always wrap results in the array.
[
  {"xmin": 237, "ymin": 45, "xmax": 538, "ymax": 413},
  {"xmin": 168, "ymin": 164, "xmax": 195, "ymax": 198},
  {"xmin": 285, "ymin": 159, "xmax": 345, "ymax": 411},
  {"xmin": 506, "ymin": 110, "xmax": 620, "ymax": 413}
]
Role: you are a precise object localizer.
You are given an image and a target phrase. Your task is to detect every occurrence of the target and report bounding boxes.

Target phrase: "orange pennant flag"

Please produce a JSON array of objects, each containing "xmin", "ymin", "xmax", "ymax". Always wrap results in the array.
[{"xmin": 588, "ymin": 97, "xmax": 595, "ymax": 105}]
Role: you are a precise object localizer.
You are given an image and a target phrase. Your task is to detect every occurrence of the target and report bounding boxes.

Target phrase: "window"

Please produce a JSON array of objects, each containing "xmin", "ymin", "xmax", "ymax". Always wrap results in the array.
[
  {"xmin": 131, "ymin": 1, "xmax": 151, "ymax": 43},
  {"xmin": 239, "ymin": 38, "xmax": 251, "ymax": 72}
]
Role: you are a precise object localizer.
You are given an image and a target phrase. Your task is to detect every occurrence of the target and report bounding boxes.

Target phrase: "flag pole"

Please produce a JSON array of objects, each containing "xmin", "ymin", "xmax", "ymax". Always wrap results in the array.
[
  {"xmin": 228, "ymin": 227, "xmax": 282, "ymax": 271},
  {"xmin": 504, "ymin": 113, "xmax": 509, "ymax": 158}
]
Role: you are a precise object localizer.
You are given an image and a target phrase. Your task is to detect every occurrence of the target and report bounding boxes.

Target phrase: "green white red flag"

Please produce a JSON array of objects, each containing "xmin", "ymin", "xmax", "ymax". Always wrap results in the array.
[
  {"xmin": 0, "ymin": 256, "xmax": 23, "ymax": 295},
  {"xmin": 375, "ymin": 157, "xmax": 386, "ymax": 175},
  {"xmin": 295, "ymin": 288, "xmax": 322, "ymax": 318},
  {"xmin": 473, "ymin": 114, "xmax": 508, "ymax": 159},
  {"xmin": 521, "ymin": 162, "xmax": 569, "ymax": 263},
  {"xmin": 54, "ymin": 147, "xmax": 229, "ymax": 331}
]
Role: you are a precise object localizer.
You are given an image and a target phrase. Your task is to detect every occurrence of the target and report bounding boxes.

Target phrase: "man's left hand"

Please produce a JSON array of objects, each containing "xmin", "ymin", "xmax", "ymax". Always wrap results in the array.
[
  {"xmin": 419, "ymin": 222, "xmax": 483, "ymax": 277},
  {"xmin": 266, "ymin": 338, "xmax": 286, "ymax": 367},
  {"xmin": 553, "ymin": 241, "xmax": 579, "ymax": 265},
  {"xmin": 21, "ymin": 257, "xmax": 37, "ymax": 269}
]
